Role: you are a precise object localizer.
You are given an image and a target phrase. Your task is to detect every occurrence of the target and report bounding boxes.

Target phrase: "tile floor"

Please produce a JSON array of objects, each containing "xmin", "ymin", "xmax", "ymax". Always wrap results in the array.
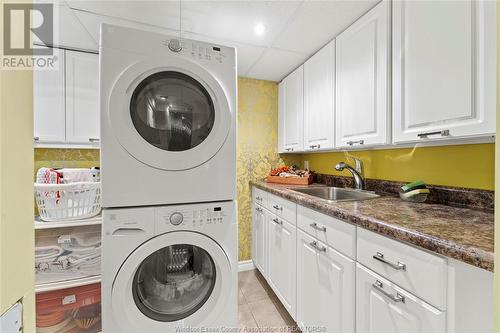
[{"xmin": 238, "ymin": 269, "xmax": 300, "ymax": 332}]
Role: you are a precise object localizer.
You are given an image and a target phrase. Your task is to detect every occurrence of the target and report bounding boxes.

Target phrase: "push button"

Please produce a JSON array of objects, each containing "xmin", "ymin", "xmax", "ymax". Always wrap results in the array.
[{"xmin": 169, "ymin": 212, "xmax": 184, "ymax": 225}]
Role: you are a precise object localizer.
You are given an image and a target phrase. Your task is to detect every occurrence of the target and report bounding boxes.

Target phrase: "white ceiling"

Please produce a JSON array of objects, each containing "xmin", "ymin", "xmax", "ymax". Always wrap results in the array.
[{"xmin": 55, "ymin": 0, "xmax": 379, "ymax": 81}]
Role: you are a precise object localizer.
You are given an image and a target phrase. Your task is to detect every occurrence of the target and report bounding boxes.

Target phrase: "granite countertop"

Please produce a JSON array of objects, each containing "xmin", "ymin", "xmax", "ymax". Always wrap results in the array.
[{"xmin": 251, "ymin": 180, "xmax": 494, "ymax": 272}]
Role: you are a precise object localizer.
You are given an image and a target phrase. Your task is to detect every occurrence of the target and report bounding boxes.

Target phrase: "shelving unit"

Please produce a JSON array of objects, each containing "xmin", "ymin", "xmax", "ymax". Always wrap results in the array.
[
  {"xmin": 35, "ymin": 215, "xmax": 102, "ymax": 230},
  {"xmin": 35, "ymin": 275, "xmax": 101, "ymax": 294}
]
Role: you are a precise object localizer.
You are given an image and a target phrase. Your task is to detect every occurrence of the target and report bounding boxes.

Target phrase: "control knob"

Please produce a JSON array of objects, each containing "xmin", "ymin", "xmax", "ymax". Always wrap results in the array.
[{"xmin": 169, "ymin": 212, "xmax": 184, "ymax": 225}]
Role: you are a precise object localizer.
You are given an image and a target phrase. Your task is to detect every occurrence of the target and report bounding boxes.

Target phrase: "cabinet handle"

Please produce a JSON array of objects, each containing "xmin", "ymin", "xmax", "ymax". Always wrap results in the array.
[
  {"xmin": 285, "ymin": 148, "xmax": 294, "ymax": 152},
  {"xmin": 272, "ymin": 204, "xmax": 282, "ymax": 211},
  {"xmin": 310, "ymin": 222, "xmax": 326, "ymax": 232},
  {"xmin": 255, "ymin": 207, "xmax": 263, "ymax": 213},
  {"xmin": 372, "ymin": 280, "xmax": 405, "ymax": 303},
  {"xmin": 272, "ymin": 218, "xmax": 283, "ymax": 225},
  {"xmin": 88, "ymin": 138, "xmax": 100, "ymax": 142},
  {"xmin": 347, "ymin": 140, "xmax": 364, "ymax": 146},
  {"xmin": 34, "ymin": 137, "xmax": 40, "ymax": 141},
  {"xmin": 255, "ymin": 196, "xmax": 263, "ymax": 201},
  {"xmin": 373, "ymin": 252, "xmax": 406, "ymax": 271},
  {"xmin": 309, "ymin": 241, "xmax": 327, "ymax": 252},
  {"xmin": 417, "ymin": 130, "xmax": 450, "ymax": 138},
  {"xmin": 309, "ymin": 144, "xmax": 320, "ymax": 149}
]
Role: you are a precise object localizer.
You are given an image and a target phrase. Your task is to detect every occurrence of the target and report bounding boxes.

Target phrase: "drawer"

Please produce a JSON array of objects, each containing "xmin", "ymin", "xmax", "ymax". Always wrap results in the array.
[
  {"xmin": 268, "ymin": 193, "xmax": 296, "ymax": 224},
  {"xmin": 36, "ymin": 283, "xmax": 101, "ymax": 333},
  {"xmin": 252, "ymin": 186, "xmax": 268, "ymax": 209},
  {"xmin": 297, "ymin": 205, "xmax": 356, "ymax": 259},
  {"xmin": 357, "ymin": 228, "xmax": 447, "ymax": 310}
]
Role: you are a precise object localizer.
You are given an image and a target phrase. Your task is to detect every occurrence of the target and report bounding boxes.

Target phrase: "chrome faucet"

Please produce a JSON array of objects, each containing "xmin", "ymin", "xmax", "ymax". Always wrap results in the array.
[{"xmin": 335, "ymin": 158, "xmax": 365, "ymax": 190}]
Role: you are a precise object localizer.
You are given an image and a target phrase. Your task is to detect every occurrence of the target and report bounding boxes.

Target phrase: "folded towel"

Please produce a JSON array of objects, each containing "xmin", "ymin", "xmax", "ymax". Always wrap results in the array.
[
  {"xmin": 60, "ymin": 168, "xmax": 93, "ymax": 183},
  {"xmin": 36, "ymin": 168, "xmax": 62, "ymax": 184}
]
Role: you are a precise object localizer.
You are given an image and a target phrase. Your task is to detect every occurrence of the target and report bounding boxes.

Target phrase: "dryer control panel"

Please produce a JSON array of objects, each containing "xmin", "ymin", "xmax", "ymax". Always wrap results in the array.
[{"xmin": 162, "ymin": 38, "xmax": 227, "ymax": 64}]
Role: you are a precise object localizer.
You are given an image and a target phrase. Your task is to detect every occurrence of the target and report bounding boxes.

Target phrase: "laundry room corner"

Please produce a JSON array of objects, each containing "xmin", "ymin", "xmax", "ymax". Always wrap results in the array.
[{"xmin": 236, "ymin": 77, "xmax": 300, "ymax": 261}]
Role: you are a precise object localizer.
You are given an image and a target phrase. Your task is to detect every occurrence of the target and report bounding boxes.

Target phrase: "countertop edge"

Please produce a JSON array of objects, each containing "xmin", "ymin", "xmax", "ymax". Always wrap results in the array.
[{"xmin": 251, "ymin": 180, "xmax": 494, "ymax": 272}]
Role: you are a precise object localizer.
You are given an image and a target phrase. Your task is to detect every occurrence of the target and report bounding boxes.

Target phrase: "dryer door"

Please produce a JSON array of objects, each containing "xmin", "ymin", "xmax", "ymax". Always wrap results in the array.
[
  {"xmin": 108, "ymin": 57, "xmax": 232, "ymax": 170},
  {"xmin": 111, "ymin": 231, "xmax": 232, "ymax": 331}
]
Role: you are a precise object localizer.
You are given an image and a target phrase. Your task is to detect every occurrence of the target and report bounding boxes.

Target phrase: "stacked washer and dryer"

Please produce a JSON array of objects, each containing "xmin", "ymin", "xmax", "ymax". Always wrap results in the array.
[{"xmin": 99, "ymin": 24, "xmax": 237, "ymax": 332}]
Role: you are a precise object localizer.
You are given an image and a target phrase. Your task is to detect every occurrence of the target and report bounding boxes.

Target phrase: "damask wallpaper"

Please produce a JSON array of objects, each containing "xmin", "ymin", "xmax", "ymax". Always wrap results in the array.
[{"xmin": 237, "ymin": 77, "xmax": 298, "ymax": 261}]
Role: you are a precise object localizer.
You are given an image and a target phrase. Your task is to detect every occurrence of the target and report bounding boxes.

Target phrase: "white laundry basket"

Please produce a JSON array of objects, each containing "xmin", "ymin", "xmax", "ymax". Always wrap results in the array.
[{"xmin": 35, "ymin": 182, "xmax": 102, "ymax": 221}]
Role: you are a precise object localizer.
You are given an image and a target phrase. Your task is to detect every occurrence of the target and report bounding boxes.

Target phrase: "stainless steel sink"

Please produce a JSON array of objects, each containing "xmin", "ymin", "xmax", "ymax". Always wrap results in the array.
[{"xmin": 292, "ymin": 187, "xmax": 379, "ymax": 202}]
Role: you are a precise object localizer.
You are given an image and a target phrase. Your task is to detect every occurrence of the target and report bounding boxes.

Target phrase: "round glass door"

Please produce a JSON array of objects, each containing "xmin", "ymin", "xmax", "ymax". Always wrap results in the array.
[
  {"xmin": 132, "ymin": 244, "xmax": 216, "ymax": 322},
  {"xmin": 130, "ymin": 71, "xmax": 215, "ymax": 152}
]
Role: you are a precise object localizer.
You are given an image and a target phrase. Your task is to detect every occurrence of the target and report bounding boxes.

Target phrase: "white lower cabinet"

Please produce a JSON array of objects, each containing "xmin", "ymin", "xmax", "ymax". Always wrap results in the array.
[
  {"xmin": 250, "ymin": 187, "xmax": 493, "ymax": 333},
  {"xmin": 267, "ymin": 214, "xmax": 296, "ymax": 319},
  {"xmin": 252, "ymin": 203, "xmax": 267, "ymax": 277},
  {"xmin": 356, "ymin": 263, "xmax": 446, "ymax": 333},
  {"xmin": 297, "ymin": 230, "xmax": 355, "ymax": 333}
]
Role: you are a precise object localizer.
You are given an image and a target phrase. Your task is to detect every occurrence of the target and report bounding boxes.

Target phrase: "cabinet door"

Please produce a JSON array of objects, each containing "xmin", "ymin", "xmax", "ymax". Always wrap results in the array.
[
  {"xmin": 65, "ymin": 50, "xmax": 100, "ymax": 144},
  {"xmin": 356, "ymin": 264, "xmax": 445, "ymax": 333},
  {"xmin": 303, "ymin": 41, "xmax": 335, "ymax": 151},
  {"xmin": 267, "ymin": 215, "xmax": 296, "ymax": 319},
  {"xmin": 252, "ymin": 204, "xmax": 267, "ymax": 277},
  {"xmin": 336, "ymin": 0, "xmax": 390, "ymax": 148},
  {"xmin": 34, "ymin": 47, "xmax": 66, "ymax": 143},
  {"xmin": 392, "ymin": 0, "xmax": 496, "ymax": 143},
  {"xmin": 296, "ymin": 230, "xmax": 355, "ymax": 333},
  {"xmin": 278, "ymin": 66, "xmax": 304, "ymax": 153}
]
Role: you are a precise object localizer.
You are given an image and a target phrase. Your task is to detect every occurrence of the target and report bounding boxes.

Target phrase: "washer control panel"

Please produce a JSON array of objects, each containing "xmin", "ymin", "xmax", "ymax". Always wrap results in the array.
[
  {"xmin": 156, "ymin": 202, "xmax": 232, "ymax": 234},
  {"xmin": 162, "ymin": 39, "xmax": 226, "ymax": 64}
]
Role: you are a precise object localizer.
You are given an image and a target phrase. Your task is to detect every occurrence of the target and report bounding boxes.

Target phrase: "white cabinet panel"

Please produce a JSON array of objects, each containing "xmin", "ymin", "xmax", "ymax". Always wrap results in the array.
[
  {"xmin": 336, "ymin": 0, "xmax": 390, "ymax": 148},
  {"xmin": 356, "ymin": 264, "xmax": 446, "ymax": 333},
  {"xmin": 303, "ymin": 41, "xmax": 335, "ymax": 151},
  {"xmin": 65, "ymin": 50, "xmax": 100, "ymax": 144},
  {"xmin": 252, "ymin": 203, "xmax": 267, "ymax": 277},
  {"xmin": 34, "ymin": 47, "xmax": 66, "ymax": 143},
  {"xmin": 392, "ymin": 0, "xmax": 496, "ymax": 143},
  {"xmin": 297, "ymin": 230, "xmax": 355, "ymax": 333},
  {"xmin": 267, "ymin": 215, "xmax": 296, "ymax": 319},
  {"xmin": 278, "ymin": 66, "xmax": 304, "ymax": 153}
]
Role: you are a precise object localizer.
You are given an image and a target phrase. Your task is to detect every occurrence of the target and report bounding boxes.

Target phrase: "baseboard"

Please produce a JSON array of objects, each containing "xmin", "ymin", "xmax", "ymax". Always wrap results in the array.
[{"xmin": 238, "ymin": 259, "xmax": 255, "ymax": 272}]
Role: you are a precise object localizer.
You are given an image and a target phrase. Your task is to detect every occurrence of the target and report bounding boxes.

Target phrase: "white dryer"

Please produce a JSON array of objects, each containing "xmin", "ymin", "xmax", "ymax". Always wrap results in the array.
[
  {"xmin": 99, "ymin": 24, "xmax": 236, "ymax": 208},
  {"xmin": 102, "ymin": 201, "xmax": 238, "ymax": 332}
]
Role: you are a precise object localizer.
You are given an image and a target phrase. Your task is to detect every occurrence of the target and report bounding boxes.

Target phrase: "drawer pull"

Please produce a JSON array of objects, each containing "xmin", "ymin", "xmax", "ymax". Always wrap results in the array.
[
  {"xmin": 373, "ymin": 252, "xmax": 406, "ymax": 271},
  {"xmin": 417, "ymin": 130, "xmax": 450, "ymax": 138},
  {"xmin": 309, "ymin": 144, "xmax": 320, "ymax": 149},
  {"xmin": 255, "ymin": 207, "xmax": 263, "ymax": 213},
  {"xmin": 347, "ymin": 140, "xmax": 364, "ymax": 146},
  {"xmin": 255, "ymin": 196, "xmax": 263, "ymax": 201},
  {"xmin": 272, "ymin": 218, "xmax": 283, "ymax": 225},
  {"xmin": 88, "ymin": 138, "xmax": 100, "ymax": 142},
  {"xmin": 285, "ymin": 148, "xmax": 294, "ymax": 152},
  {"xmin": 272, "ymin": 204, "xmax": 282, "ymax": 211},
  {"xmin": 310, "ymin": 241, "xmax": 327, "ymax": 252},
  {"xmin": 373, "ymin": 280, "xmax": 405, "ymax": 303},
  {"xmin": 310, "ymin": 222, "xmax": 326, "ymax": 232},
  {"xmin": 34, "ymin": 137, "xmax": 40, "ymax": 141}
]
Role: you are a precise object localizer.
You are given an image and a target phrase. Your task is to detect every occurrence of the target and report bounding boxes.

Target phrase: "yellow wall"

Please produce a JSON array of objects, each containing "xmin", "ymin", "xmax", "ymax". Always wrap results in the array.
[
  {"xmin": 300, "ymin": 143, "xmax": 495, "ymax": 190},
  {"xmin": 34, "ymin": 149, "xmax": 100, "ymax": 172},
  {"xmin": 0, "ymin": 5, "xmax": 35, "ymax": 332},
  {"xmin": 494, "ymin": 2, "xmax": 500, "ymax": 331},
  {"xmin": 237, "ymin": 77, "xmax": 299, "ymax": 261}
]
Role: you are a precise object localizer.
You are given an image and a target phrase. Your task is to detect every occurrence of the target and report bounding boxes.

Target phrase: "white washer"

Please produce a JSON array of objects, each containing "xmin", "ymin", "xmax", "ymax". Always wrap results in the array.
[
  {"xmin": 102, "ymin": 201, "xmax": 238, "ymax": 332},
  {"xmin": 100, "ymin": 24, "xmax": 236, "ymax": 208}
]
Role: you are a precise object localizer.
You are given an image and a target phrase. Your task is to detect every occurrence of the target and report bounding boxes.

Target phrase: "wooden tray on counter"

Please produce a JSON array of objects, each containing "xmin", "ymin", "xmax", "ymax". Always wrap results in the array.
[{"xmin": 266, "ymin": 175, "xmax": 313, "ymax": 185}]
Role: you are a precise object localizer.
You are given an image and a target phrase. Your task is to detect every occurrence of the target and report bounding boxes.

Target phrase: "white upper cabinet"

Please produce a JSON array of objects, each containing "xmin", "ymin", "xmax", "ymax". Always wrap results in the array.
[
  {"xmin": 392, "ymin": 0, "xmax": 496, "ymax": 143},
  {"xmin": 303, "ymin": 41, "xmax": 335, "ymax": 151},
  {"xmin": 336, "ymin": 0, "xmax": 390, "ymax": 148},
  {"xmin": 278, "ymin": 66, "xmax": 304, "ymax": 153},
  {"xmin": 34, "ymin": 47, "xmax": 66, "ymax": 143},
  {"xmin": 65, "ymin": 50, "xmax": 100, "ymax": 144}
]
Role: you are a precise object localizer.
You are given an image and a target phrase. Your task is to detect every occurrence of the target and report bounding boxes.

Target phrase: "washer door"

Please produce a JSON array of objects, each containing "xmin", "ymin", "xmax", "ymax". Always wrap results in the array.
[
  {"xmin": 111, "ymin": 231, "xmax": 232, "ymax": 332},
  {"xmin": 108, "ymin": 57, "xmax": 232, "ymax": 170}
]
